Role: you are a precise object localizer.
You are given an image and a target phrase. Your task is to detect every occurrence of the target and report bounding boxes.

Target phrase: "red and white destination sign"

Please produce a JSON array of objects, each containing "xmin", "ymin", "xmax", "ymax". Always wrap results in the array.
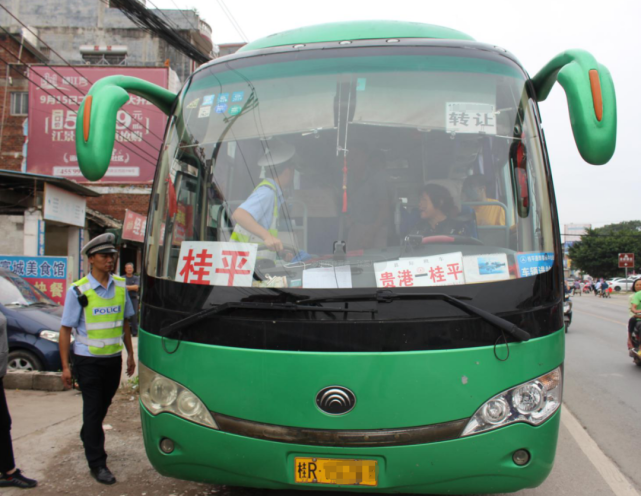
[
  {"xmin": 619, "ymin": 253, "xmax": 635, "ymax": 268},
  {"xmin": 175, "ymin": 241, "xmax": 258, "ymax": 287},
  {"xmin": 122, "ymin": 209, "xmax": 147, "ymax": 243},
  {"xmin": 373, "ymin": 252, "xmax": 465, "ymax": 288}
]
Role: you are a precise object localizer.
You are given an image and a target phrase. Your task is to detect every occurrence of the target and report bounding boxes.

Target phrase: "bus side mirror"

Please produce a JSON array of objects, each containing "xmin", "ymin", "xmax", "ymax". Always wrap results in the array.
[
  {"xmin": 510, "ymin": 140, "xmax": 529, "ymax": 218},
  {"xmin": 75, "ymin": 75, "xmax": 177, "ymax": 181},
  {"xmin": 531, "ymin": 49, "xmax": 616, "ymax": 165}
]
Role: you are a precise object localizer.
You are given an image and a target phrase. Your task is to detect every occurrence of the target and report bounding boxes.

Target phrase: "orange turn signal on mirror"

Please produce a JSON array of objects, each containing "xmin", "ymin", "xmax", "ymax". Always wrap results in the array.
[
  {"xmin": 588, "ymin": 69, "xmax": 603, "ymax": 122},
  {"xmin": 83, "ymin": 95, "xmax": 93, "ymax": 142}
]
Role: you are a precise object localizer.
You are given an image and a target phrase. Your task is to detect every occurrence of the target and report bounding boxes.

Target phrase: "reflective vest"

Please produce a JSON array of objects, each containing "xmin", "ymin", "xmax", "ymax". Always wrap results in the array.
[
  {"xmin": 230, "ymin": 180, "xmax": 279, "ymax": 245},
  {"xmin": 72, "ymin": 275, "xmax": 126, "ymax": 356}
]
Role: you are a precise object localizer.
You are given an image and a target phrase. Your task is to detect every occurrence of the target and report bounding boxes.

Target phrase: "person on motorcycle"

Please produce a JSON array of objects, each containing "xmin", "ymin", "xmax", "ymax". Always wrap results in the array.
[{"xmin": 627, "ymin": 279, "xmax": 641, "ymax": 361}]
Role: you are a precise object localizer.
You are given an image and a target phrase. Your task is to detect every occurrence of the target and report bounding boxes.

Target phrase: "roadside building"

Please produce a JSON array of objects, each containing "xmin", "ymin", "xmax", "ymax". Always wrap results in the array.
[
  {"xmin": 0, "ymin": 169, "xmax": 121, "ymax": 303},
  {"xmin": 0, "ymin": 0, "xmax": 214, "ymax": 274}
]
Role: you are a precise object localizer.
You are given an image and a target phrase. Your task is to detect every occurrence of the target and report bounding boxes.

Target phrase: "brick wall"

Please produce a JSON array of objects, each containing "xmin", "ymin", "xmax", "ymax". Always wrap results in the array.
[
  {"xmin": 0, "ymin": 34, "xmax": 40, "ymax": 172},
  {"xmin": 87, "ymin": 190, "xmax": 151, "ymax": 221}
]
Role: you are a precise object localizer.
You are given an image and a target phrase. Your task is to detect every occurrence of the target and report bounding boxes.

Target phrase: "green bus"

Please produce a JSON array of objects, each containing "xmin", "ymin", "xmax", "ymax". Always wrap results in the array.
[{"xmin": 76, "ymin": 21, "xmax": 616, "ymax": 494}]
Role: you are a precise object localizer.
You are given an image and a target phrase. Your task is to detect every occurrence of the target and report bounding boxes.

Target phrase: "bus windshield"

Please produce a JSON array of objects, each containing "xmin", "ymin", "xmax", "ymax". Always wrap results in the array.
[{"xmin": 146, "ymin": 47, "xmax": 555, "ymax": 293}]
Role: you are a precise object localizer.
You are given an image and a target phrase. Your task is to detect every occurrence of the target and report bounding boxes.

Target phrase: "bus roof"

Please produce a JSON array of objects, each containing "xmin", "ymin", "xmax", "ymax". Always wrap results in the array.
[{"xmin": 238, "ymin": 20, "xmax": 475, "ymax": 52}]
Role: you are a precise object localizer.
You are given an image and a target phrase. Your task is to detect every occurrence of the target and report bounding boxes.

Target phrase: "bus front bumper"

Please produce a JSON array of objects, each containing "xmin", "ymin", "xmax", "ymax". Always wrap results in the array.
[{"xmin": 140, "ymin": 405, "xmax": 561, "ymax": 494}]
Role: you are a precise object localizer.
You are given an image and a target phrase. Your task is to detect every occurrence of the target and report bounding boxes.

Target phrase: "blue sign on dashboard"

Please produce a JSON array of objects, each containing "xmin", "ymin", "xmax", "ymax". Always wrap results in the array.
[{"xmin": 516, "ymin": 252, "xmax": 554, "ymax": 277}]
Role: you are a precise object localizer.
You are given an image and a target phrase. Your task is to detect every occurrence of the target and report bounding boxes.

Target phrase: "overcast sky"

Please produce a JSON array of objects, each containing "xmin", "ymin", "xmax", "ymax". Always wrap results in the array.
[{"xmin": 153, "ymin": 0, "xmax": 640, "ymax": 230}]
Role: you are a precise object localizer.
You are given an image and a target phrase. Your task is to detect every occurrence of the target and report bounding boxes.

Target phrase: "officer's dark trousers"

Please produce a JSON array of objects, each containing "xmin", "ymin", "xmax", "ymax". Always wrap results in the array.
[
  {"xmin": 74, "ymin": 355, "xmax": 122, "ymax": 469},
  {"xmin": 0, "ymin": 379, "xmax": 15, "ymax": 474}
]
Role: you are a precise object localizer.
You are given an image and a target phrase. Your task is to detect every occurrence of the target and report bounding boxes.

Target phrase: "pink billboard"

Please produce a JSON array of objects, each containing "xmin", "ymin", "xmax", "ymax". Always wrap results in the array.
[{"xmin": 27, "ymin": 66, "xmax": 169, "ymax": 184}]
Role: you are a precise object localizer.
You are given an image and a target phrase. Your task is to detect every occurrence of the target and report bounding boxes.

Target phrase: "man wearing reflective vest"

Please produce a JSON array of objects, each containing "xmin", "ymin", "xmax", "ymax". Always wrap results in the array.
[
  {"xmin": 231, "ymin": 139, "xmax": 297, "ymax": 253},
  {"xmin": 59, "ymin": 233, "xmax": 135, "ymax": 486}
]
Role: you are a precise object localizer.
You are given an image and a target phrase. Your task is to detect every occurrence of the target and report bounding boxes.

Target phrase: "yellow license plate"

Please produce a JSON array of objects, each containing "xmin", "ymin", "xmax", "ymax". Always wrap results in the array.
[{"xmin": 294, "ymin": 457, "xmax": 378, "ymax": 486}]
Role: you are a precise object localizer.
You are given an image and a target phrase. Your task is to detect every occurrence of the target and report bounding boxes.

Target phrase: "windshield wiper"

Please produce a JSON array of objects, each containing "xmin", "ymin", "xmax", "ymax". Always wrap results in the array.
[
  {"xmin": 158, "ymin": 301, "xmax": 375, "ymax": 339},
  {"xmin": 27, "ymin": 301, "xmax": 57, "ymax": 307},
  {"xmin": 297, "ymin": 290, "xmax": 531, "ymax": 342}
]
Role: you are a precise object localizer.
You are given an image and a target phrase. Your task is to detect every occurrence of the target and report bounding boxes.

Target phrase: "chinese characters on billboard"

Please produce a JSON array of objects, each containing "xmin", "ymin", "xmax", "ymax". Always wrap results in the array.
[
  {"xmin": 122, "ymin": 209, "xmax": 147, "ymax": 243},
  {"xmin": 27, "ymin": 67, "xmax": 169, "ymax": 184},
  {"xmin": 0, "ymin": 256, "xmax": 70, "ymax": 305}
]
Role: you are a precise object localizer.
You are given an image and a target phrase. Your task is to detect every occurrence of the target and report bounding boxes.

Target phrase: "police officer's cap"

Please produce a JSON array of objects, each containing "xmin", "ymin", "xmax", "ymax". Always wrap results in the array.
[
  {"xmin": 258, "ymin": 139, "xmax": 296, "ymax": 168},
  {"xmin": 82, "ymin": 233, "xmax": 118, "ymax": 256}
]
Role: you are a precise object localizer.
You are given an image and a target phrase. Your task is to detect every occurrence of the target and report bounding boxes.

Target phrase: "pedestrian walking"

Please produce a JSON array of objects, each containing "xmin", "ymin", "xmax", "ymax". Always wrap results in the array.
[
  {"xmin": 123, "ymin": 263, "xmax": 140, "ymax": 337},
  {"xmin": 58, "ymin": 233, "xmax": 136, "ymax": 485},
  {"xmin": 0, "ymin": 312, "xmax": 38, "ymax": 489}
]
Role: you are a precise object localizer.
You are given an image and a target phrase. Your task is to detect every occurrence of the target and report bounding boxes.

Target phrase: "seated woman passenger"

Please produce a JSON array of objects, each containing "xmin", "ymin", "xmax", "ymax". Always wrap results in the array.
[{"xmin": 411, "ymin": 183, "xmax": 473, "ymax": 237}]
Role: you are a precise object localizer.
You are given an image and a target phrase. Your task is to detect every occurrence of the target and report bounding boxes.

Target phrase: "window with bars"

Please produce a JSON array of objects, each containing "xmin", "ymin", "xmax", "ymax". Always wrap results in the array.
[{"xmin": 10, "ymin": 92, "xmax": 28, "ymax": 116}]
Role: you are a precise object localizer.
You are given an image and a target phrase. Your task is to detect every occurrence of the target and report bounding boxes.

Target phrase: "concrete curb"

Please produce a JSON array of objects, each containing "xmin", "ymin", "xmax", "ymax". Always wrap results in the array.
[{"xmin": 4, "ymin": 370, "xmax": 65, "ymax": 391}]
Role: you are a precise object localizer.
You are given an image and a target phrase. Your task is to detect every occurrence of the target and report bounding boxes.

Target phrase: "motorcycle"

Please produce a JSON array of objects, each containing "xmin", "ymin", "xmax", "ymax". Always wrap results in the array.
[
  {"xmin": 564, "ymin": 295, "xmax": 572, "ymax": 332},
  {"xmin": 629, "ymin": 320, "xmax": 641, "ymax": 366}
]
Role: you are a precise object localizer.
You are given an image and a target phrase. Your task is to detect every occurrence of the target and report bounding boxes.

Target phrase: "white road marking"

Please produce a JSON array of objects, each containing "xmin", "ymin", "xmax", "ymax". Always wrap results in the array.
[{"xmin": 562, "ymin": 404, "xmax": 640, "ymax": 496}]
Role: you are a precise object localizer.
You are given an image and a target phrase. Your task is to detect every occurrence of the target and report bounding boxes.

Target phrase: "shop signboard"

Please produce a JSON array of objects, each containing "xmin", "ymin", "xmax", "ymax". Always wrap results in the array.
[
  {"xmin": 27, "ymin": 66, "xmax": 168, "ymax": 184},
  {"xmin": 122, "ymin": 209, "xmax": 147, "ymax": 243},
  {"xmin": 0, "ymin": 256, "xmax": 71, "ymax": 305}
]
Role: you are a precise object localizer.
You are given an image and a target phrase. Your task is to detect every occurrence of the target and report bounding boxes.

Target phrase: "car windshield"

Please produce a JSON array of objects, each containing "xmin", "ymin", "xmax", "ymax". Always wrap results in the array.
[
  {"xmin": 146, "ymin": 47, "xmax": 555, "ymax": 291},
  {"xmin": 0, "ymin": 272, "xmax": 58, "ymax": 307}
]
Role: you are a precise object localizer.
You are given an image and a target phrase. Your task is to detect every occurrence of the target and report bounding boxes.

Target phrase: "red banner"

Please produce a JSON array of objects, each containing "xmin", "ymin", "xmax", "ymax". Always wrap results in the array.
[
  {"xmin": 122, "ymin": 209, "xmax": 147, "ymax": 243},
  {"xmin": 27, "ymin": 67, "xmax": 169, "ymax": 184}
]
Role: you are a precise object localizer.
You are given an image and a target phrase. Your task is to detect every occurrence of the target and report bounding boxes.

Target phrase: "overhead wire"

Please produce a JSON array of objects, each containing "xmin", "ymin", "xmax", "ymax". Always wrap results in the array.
[
  {"xmin": 215, "ymin": 0, "xmax": 249, "ymax": 42},
  {"xmin": 146, "ymin": 0, "xmax": 200, "ymax": 35}
]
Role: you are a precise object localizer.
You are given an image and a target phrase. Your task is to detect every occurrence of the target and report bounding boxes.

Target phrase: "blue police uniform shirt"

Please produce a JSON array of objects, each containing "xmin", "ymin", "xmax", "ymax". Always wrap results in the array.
[
  {"xmin": 61, "ymin": 272, "xmax": 135, "ymax": 357},
  {"xmin": 237, "ymin": 179, "xmax": 284, "ymax": 230}
]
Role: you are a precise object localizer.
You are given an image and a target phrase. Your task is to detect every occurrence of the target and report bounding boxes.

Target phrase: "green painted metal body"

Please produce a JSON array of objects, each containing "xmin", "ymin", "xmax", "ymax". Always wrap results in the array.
[
  {"xmin": 139, "ymin": 329, "xmax": 564, "ymax": 492},
  {"xmin": 75, "ymin": 75, "xmax": 176, "ymax": 182},
  {"xmin": 238, "ymin": 20, "xmax": 475, "ymax": 52}
]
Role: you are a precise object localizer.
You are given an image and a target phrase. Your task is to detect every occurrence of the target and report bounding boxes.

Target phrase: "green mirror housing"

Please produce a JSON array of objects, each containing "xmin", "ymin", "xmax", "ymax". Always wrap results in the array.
[
  {"xmin": 532, "ymin": 49, "xmax": 616, "ymax": 165},
  {"xmin": 75, "ymin": 76, "xmax": 177, "ymax": 181}
]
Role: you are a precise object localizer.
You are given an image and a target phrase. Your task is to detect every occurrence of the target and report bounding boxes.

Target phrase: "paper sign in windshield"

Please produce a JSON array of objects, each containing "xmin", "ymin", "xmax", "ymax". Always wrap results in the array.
[
  {"xmin": 175, "ymin": 241, "xmax": 257, "ymax": 287},
  {"xmin": 374, "ymin": 252, "xmax": 465, "ymax": 288},
  {"xmin": 302, "ymin": 265, "xmax": 352, "ymax": 289},
  {"xmin": 446, "ymin": 102, "xmax": 496, "ymax": 135},
  {"xmin": 463, "ymin": 253, "xmax": 509, "ymax": 283},
  {"xmin": 517, "ymin": 252, "xmax": 554, "ymax": 277}
]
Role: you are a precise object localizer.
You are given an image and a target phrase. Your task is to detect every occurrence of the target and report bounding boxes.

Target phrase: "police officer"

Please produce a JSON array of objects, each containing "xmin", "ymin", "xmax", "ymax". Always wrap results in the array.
[
  {"xmin": 59, "ymin": 233, "xmax": 136, "ymax": 485},
  {"xmin": 231, "ymin": 139, "xmax": 297, "ymax": 253}
]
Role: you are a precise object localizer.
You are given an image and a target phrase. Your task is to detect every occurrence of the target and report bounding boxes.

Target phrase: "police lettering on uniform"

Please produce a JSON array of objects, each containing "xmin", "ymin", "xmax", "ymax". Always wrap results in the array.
[{"xmin": 58, "ymin": 233, "xmax": 136, "ymax": 485}]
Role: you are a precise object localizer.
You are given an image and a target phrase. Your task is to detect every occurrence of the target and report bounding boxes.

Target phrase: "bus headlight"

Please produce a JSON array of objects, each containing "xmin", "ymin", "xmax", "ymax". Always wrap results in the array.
[
  {"xmin": 461, "ymin": 366, "xmax": 562, "ymax": 437},
  {"xmin": 139, "ymin": 363, "xmax": 218, "ymax": 429}
]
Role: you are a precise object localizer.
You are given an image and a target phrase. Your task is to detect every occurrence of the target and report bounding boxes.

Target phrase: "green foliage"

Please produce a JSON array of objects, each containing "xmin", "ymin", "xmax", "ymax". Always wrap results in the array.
[{"xmin": 568, "ymin": 221, "xmax": 641, "ymax": 278}]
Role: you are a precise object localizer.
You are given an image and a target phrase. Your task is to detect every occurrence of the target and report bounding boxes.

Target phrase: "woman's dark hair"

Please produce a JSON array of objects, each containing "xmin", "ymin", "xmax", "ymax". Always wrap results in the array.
[
  {"xmin": 421, "ymin": 183, "xmax": 459, "ymax": 218},
  {"xmin": 633, "ymin": 278, "xmax": 641, "ymax": 292}
]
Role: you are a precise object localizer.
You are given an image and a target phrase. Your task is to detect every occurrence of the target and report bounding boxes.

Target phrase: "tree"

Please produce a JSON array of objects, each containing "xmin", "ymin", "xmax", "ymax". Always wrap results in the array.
[{"xmin": 568, "ymin": 221, "xmax": 641, "ymax": 279}]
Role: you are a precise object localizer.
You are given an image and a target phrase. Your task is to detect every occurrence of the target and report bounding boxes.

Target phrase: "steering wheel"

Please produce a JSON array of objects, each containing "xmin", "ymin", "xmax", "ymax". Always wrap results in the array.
[
  {"xmin": 257, "ymin": 243, "xmax": 301, "ymax": 262},
  {"xmin": 421, "ymin": 235, "xmax": 484, "ymax": 246}
]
